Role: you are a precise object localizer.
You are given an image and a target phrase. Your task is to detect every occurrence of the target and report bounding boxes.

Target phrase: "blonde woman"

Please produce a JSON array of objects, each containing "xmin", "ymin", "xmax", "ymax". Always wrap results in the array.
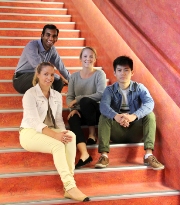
[
  {"xmin": 19, "ymin": 62, "xmax": 89, "ymax": 202},
  {"xmin": 67, "ymin": 47, "xmax": 106, "ymax": 169}
]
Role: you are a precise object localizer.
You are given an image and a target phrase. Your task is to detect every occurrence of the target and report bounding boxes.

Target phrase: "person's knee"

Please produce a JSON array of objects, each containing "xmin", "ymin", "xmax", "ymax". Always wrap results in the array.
[
  {"xmin": 99, "ymin": 114, "xmax": 111, "ymax": 126},
  {"xmin": 68, "ymin": 114, "xmax": 80, "ymax": 124},
  {"xmin": 79, "ymin": 97, "xmax": 92, "ymax": 108},
  {"xmin": 143, "ymin": 112, "xmax": 156, "ymax": 123}
]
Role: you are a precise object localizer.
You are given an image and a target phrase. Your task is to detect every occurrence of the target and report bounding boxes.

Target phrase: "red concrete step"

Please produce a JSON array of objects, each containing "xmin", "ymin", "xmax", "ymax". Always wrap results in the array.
[
  {"xmin": 0, "ymin": 57, "xmax": 81, "ymax": 67},
  {"xmin": 0, "ymin": 29, "xmax": 80, "ymax": 38},
  {"xmin": 0, "ymin": 37, "xmax": 85, "ymax": 46},
  {"xmin": 0, "ymin": 76, "xmax": 107, "ymax": 94},
  {"xmin": 0, "ymin": 179, "xmax": 177, "ymax": 205},
  {"xmin": 0, "ymin": 46, "xmax": 83, "ymax": 56},
  {"xmin": 0, "ymin": 94, "xmax": 67, "ymax": 109},
  {"xmin": 0, "ymin": 129, "xmax": 20, "ymax": 148},
  {"xmin": 0, "ymin": 66, "xmax": 98, "ymax": 80},
  {"xmin": 0, "ymin": 14, "xmax": 71, "ymax": 22},
  {"xmin": 0, "ymin": 1, "xmax": 64, "ymax": 8},
  {"xmin": 0, "ymin": 21, "xmax": 76, "ymax": 29},
  {"xmin": 0, "ymin": 143, "xmax": 145, "ymax": 170},
  {"xmin": 0, "ymin": 7, "xmax": 67, "ymax": 15},
  {"xmin": 0, "ymin": 109, "xmax": 69, "ymax": 127},
  {"xmin": 0, "ymin": 81, "xmax": 68, "ymax": 94}
]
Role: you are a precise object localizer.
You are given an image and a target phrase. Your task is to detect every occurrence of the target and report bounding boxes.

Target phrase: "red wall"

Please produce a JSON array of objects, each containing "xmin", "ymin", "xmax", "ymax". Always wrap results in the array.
[
  {"xmin": 93, "ymin": 0, "xmax": 180, "ymax": 108},
  {"xmin": 45, "ymin": 0, "xmax": 180, "ymax": 190}
]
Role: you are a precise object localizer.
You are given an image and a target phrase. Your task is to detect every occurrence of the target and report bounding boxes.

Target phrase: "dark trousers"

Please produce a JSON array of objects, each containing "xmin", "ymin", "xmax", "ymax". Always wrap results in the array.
[
  {"xmin": 68, "ymin": 97, "xmax": 100, "ymax": 144},
  {"xmin": 13, "ymin": 72, "xmax": 64, "ymax": 94}
]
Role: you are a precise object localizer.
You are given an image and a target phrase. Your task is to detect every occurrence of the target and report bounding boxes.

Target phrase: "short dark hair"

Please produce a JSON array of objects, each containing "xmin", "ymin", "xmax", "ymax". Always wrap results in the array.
[
  {"xmin": 42, "ymin": 24, "xmax": 59, "ymax": 36},
  {"xmin": 113, "ymin": 56, "xmax": 133, "ymax": 71}
]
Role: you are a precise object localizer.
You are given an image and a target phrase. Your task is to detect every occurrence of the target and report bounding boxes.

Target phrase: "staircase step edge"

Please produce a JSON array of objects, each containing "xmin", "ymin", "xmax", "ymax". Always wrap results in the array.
[
  {"xmin": 0, "ymin": 165, "xmax": 151, "ymax": 178},
  {"xmin": 1, "ymin": 190, "xmax": 180, "ymax": 205}
]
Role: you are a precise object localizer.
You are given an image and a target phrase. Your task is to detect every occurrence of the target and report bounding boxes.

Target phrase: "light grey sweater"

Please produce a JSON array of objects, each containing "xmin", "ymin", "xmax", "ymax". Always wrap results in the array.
[{"xmin": 66, "ymin": 69, "xmax": 106, "ymax": 110}]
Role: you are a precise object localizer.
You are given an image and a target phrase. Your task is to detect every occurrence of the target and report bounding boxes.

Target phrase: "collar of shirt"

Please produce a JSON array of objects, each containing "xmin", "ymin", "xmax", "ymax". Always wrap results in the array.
[
  {"xmin": 114, "ymin": 81, "xmax": 136, "ymax": 94},
  {"xmin": 35, "ymin": 83, "xmax": 56, "ymax": 99}
]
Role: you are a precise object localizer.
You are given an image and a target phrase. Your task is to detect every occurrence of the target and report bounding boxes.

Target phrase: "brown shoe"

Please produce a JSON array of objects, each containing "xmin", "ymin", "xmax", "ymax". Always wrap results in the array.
[
  {"xmin": 144, "ymin": 155, "xmax": 165, "ymax": 170},
  {"xmin": 95, "ymin": 155, "xmax": 109, "ymax": 168}
]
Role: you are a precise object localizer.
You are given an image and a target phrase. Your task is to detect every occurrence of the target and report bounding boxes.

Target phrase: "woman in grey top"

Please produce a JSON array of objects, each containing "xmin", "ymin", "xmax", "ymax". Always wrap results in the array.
[{"xmin": 67, "ymin": 47, "xmax": 106, "ymax": 169}]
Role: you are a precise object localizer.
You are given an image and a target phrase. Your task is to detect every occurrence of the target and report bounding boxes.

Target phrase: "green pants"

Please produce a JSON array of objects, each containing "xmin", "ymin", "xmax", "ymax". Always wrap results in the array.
[{"xmin": 98, "ymin": 112, "xmax": 156, "ymax": 153}]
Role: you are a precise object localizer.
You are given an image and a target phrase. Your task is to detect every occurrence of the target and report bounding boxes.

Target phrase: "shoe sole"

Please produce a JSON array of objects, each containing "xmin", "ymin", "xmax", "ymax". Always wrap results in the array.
[
  {"xmin": 95, "ymin": 163, "xmax": 109, "ymax": 168},
  {"xmin": 75, "ymin": 159, "xmax": 93, "ymax": 169},
  {"xmin": 144, "ymin": 163, "xmax": 165, "ymax": 170}
]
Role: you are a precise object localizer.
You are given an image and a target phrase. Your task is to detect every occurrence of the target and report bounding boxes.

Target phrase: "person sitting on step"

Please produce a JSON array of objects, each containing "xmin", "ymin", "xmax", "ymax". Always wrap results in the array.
[
  {"xmin": 13, "ymin": 24, "xmax": 70, "ymax": 94},
  {"xmin": 67, "ymin": 46, "xmax": 106, "ymax": 169},
  {"xmin": 95, "ymin": 56, "xmax": 165, "ymax": 170},
  {"xmin": 19, "ymin": 62, "xmax": 89, "ymax": 202}
]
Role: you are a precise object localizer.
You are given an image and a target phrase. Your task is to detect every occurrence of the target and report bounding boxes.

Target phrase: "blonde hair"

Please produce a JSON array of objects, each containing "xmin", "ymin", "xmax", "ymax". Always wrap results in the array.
[
  {"xmin": 32, "ymin": 62, "xmax": 54, "ymax": 86},
  {"xmin": 79, "ymin": 46, "xmax": 97, "ymax": 59}
]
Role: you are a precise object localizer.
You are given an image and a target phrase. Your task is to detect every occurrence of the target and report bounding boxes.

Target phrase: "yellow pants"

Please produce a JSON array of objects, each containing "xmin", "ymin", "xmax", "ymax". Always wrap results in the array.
[{"xmin": 19, "ymin": 128, "xmax": 76, "ymax": 191}]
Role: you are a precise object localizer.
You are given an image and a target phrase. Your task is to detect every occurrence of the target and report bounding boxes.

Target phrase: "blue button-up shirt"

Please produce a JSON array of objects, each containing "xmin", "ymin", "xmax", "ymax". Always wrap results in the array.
[
  {"xmin": 15, "ymin": 39, "xmax": 70, "ymax": 81},
  {"xmin": 100, "ymin": 81, "xmax": 154, "ymax": 120}
]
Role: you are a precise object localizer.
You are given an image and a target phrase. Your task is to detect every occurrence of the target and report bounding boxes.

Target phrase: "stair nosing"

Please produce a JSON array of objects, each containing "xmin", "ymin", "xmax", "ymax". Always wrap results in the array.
[
  {"xmin": 0, "ymin": 79, "xmax": 109, "ymax": 83},
  {"xmin": 0, "ymin": 66, "xmax": 102, "ymax": 70},
  {"xmin": 0, "ymin": 46, "xmax": 84, "ymax": 49},
  {"xmin": 0, "ymin": 28, "xmax": 79, "ymax": 32},
  {"xmin": 0, "ymin": 56, "xmax": 79, "ymax": 58},
  {"xmin": 0, "ymin": 6, "xmax": 67, "ymax": 11},
  {"xmin": 1, "ymin": 190, "xmax": 180, "ymax": 205},
  {"xmin": 0, "ymin": 143, "xmax": 144, "ymax": 153},
  {"xmin": 0, "ymin": 1, "xmax": 64, "ymax": 4},
  {"xmin": 0, "ymin": 107, "xmax": 70, "ymax": 113},
  {"xmin": 0, "ymin": 13, "xmax": 71, "ymax": 17},
  {"xmin": 0, "ymin": 37, "xmax": 85, "ymax": 40},
  {"xmin": 0, "ymin": 165, "xmax": 150, "ymax": 179},
  {"xmin": 0, "ymin": 20, "xmax": 75, "ymax": 24}
]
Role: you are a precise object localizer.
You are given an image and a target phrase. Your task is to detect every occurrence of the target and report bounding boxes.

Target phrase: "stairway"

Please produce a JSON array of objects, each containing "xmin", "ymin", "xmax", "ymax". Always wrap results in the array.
[{"xmin": 0, "ymin": 1, "xmax": 179, "ymax": 204}]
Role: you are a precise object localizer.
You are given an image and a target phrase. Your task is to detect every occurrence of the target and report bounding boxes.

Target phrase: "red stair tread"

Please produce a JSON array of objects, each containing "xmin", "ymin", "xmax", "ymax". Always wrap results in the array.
[
  {"xmin": 0, "ymin": 38, "xmax": 85, "ymax": 46},
  {"xmin": 0, "ymin": 22, "xmax": 75, "ymax": 29},
  {"xmin": 0, "ymin": 182, "xmax": 174, "ymax": 204},
  {"xmin": 0, "ymin": 58, "xmax": 81, "ymax": 67},
  {"xmin": 0, "ymin": 2, "xmax": 64, "ymax": 8},
  {"xmin": 0, "ymin": 47, "xmax": 82, "ymax": 56},
  {"xmin": 0, "ymin": 15, "xmax": 71, "ymax": 22},
  {"xmin": 0, "ymin": 30, "xmax": 79, "ymax": 38},
  {"xmin": 0, "ymin": 8, "xmax": 67, "ymax": 15}
]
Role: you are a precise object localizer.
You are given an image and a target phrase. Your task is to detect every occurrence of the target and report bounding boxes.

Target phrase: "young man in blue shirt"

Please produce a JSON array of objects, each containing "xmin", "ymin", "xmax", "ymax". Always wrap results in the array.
[
  {"xmin": 13, "ymin": 24, "xmax": 70, "ymax": 94},
  {"xmin": 95, "ymin": 56, "xmax": 164, "ymax": 170}
]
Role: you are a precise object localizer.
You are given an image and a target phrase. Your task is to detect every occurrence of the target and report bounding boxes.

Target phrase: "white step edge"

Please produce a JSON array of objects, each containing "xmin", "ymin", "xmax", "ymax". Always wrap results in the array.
[
  {"xmin": 2, "ymin": 191, "xmax": 180, "ymax": 205},
  {"xmin": 0, "ymin": 1, "xmax": 64, "ymax": 4},
  {"xmin": 0, "ymin": 93, "xmax": 66, "ymax": 96},
  {"xmin": 0, "ymin": 143, "xmax": 144, "ymax": 153},
  {"xmin": 0, "ymin": 124, "xmax": 98, "ymax": 132},
  {"xmin": 0, "ymin": 28, "xmax": 79, "ymax": 32},
  {"xmin": 0, "ymin": 79, "xmax": 109, "ymax": 83},
  {"xmin": 0, "ymin": 6, "xmax": 67, "ymax": 11},
  {"xmin": 0, "ymin": 37, "xmax": 85, "ymax": 40},
  {"xmin": 0, "ymin": 56, "xmax": 79, "ymax": 59},
  {"xmin": 0, "ymin": 164, "xmax": 151, "ymax": 179},
  {"xmin": 0, "ymin": 107, "xmax": 69, "ymax": 113},
  {"xmin": 0, "ymin": 67, "xmax": 102, "ymax": 70},
  {"xmin": 0, "ymin": 13, "xmax": 70, "ymax": 17},
  {"xmin": 0, "ymin": 20, "xmax": 75, "ymax": 24},
  {"xmin": 0, "ymin": 46, "xmax": 84, "ymax": 49}
]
